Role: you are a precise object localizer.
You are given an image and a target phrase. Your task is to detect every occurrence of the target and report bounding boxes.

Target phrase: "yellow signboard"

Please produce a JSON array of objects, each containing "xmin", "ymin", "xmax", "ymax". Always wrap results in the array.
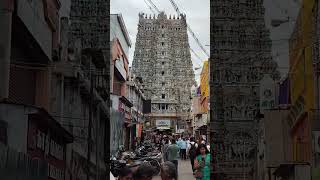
[
  {"xmin": 289, "ymin": 0, "xmax": 315, "ymax": 110},
  {"xmin": 290, "ymin": 51, "xmax": 305, "ymax": 103},
  {"xmin": 200, "ymin": 61, "xmax": 209, "ymax": 98},
  {"xmin": 289, "ymin": 0, "xmax": 315, "ymax": 163}
]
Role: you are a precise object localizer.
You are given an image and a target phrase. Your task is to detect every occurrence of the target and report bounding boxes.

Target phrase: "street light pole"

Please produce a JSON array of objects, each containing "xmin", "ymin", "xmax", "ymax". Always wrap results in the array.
[{"xmin": 87, "ymin": 62, "xmax": 94, "ymax": 180}]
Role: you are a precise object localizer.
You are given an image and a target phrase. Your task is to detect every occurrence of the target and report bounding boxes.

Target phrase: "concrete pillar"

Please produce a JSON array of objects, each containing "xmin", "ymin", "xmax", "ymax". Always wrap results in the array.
[{"xmin": 0, "ymin": 0, "xmax": 13, "ymax": 100}]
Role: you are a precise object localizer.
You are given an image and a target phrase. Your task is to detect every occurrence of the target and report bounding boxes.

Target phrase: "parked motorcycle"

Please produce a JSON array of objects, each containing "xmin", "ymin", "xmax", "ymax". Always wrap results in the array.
[
  {"xmin": 110, "ymin": 156, "xmax": 126, "ymax": 177},
  {"xmin": 111, "ymin": 144, "xmax": 162, "ymax": 176}
]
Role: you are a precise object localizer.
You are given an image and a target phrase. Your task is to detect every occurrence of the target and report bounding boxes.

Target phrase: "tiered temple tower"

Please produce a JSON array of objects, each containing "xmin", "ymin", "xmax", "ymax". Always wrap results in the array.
[
  {"xmin": 132, "ymin": 12, "xmax": 195, "ymax": 131},
  {"xmin": 210, "ymin": 0, "xmax": 279, "ymax": 179}
]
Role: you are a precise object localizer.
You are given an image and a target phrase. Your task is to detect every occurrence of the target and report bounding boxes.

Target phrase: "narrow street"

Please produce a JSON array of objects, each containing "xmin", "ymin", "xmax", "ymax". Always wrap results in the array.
[{"xmin": 154, "ymin": 159, "xmax": 195, "ymax": 180}]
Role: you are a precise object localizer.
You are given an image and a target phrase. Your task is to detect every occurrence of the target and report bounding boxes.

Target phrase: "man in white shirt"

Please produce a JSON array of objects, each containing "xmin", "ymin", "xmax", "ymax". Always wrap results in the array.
[{"xmin": 186, "ymin": 138, "xmax": 190, "ymax": 159}]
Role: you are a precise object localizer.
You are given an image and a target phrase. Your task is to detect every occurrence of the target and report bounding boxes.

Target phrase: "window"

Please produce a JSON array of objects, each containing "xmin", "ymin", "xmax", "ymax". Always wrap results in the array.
[
  {"xmin": 162, "ymin": 82, "xmax": 165, "ymax": 86},
  {"xmin": 162, "ymin": 94, "xmax": 165, "ymax": 99},
  {"xmin": 162, "ymin": 62, "xmax": 165, "ymax": 65},
  {"xmin": 161, "ymin": 42, "xmax": 164, "ymax": 46},
  {"xmin": 161, "ymin": 51, "xmax": 165, "ymax": 55},
  {"xmin": 162, "ymin": 25, "xmax": 164, "ymax": 29},
  {"xmin": 162, "ymin": 34, "xmax": 165, "ymax": 37},
  {"xmin": 161, "ymin": 104, "xmax": 165, "ymax": 110},
  {"xmin": 161, "ymin": 71, "xmax": 164, "ymax": 75}
]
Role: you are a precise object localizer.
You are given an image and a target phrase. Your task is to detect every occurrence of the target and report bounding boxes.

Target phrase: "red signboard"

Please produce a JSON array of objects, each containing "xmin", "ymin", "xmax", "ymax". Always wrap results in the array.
[{"xmin": 27, "ymin": 118, "xmax": 66, "ymax": 180}]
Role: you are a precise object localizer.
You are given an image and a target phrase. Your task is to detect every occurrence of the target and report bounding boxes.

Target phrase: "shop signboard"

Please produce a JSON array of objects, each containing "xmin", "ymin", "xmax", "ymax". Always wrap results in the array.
[
  {"xmin": 260, "ymin": 75, "xmax": 276, "ymax": 114},
  {"xmin": 156, "ymin": 120, "xmax": 171, "ymax": 129},
  {"xmin": 27, "ymin": 119, "xmax": 66, "ymax": 180},
  {"xmin": 200, "ymin": 61, "xmax": 209, "ymax": 97}
]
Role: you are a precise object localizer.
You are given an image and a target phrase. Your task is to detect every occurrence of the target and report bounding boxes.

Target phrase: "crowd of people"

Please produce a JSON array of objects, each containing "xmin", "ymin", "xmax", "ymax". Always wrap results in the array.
[
  {"xmin": 160, "ymin": 135, "xmax": 211, "ymax": 180},
  {"xmin": 112, "ymin": 133, "xmax": 211, "ymax": 180}
]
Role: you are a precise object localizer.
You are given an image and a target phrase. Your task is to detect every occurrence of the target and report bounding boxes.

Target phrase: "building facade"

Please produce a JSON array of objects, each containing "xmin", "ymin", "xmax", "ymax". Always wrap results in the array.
[
  {"xmin": 52, "ymin": 0, "xmax": 110, "ymax": 179},
  {"xmin": 0, "ymin": 0, "xmax": 75, "ymax": 179},
  {"xmin": 132, "ymin": 12, "xmax": 195, "ymax": 133},
  {"xmin": 126, "ymin": 68, "xmax": 147, "ymax": 149},
  {"xmin": 210, "ymin": 1, "xmax": 279, "ymax": 179},
  {"xmin": 110, "ymin": 14, "xmax": 133, "ymax": 152},
  {"xmin": 286, "ymin": 0, "xmax": 316, "ymax": 171},
  {"xmin": 191, "ymin": 61, "xmax": 210, "ymax": 141}
]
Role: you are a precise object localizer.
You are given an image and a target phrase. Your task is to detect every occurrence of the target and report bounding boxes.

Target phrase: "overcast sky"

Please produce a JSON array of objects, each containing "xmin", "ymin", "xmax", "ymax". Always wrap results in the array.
[
  {"xmin": 111, "ymin": 0, "xmax": 210, "ymax": 83},
  {"xmin": 60, "ymin": 0, "xmax": 301, "ymax": 82}
]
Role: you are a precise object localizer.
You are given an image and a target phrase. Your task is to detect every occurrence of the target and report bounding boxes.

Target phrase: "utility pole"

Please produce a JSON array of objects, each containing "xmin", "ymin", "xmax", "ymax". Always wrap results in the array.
[
  {"xmin": 87, "ymin": 62, "xmax": 94, "ymax": 180},
  {"xmin": 96, "ymin": 100, "xmax": 100, "ymax": 180}
]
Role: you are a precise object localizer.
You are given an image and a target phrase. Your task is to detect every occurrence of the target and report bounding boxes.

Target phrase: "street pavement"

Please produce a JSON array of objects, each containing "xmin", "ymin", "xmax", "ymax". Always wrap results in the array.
[{"xmin": 153, "ymin": 159, "xmax": 195, "ymax": 180}]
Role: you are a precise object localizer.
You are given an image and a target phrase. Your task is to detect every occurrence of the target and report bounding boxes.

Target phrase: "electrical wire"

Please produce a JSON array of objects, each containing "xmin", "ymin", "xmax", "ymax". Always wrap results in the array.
[
  {"xmin": 168, "ymin": 0, "xmax": 210, "ymax": 57},
  {"xmin": 143, "ymin": 0, "xmax": 157, "ymax": 14}
]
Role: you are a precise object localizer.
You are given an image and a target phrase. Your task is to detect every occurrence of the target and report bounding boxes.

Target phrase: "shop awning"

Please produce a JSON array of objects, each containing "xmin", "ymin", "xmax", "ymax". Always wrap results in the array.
[{"xmin": 0, "ymin": 101, "xmax": 74, "ymax": 144}]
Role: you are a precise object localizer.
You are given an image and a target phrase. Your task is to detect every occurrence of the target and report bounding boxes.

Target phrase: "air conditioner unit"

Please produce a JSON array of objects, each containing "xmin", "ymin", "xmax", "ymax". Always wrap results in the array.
[{"xmin": 314, "ymin": 131, "xmax": 320, "ymax": 153}]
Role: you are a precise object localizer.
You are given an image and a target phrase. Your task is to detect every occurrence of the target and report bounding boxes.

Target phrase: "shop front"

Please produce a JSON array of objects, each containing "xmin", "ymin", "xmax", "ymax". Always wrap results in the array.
[
  {"xmin": 119, "ymin": 96, "xmax": 133, "ymax": 151},
  {"xmin": 27, "ymin": 108, "xmax": 73, "ymax": 180},
  {"xmin": 155, "ymin": 119, "xmax": 172, "ymax": 135}
]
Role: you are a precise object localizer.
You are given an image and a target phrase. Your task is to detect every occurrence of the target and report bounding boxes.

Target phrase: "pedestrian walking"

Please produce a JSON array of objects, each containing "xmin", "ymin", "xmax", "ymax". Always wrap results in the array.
[
  {"xmin": 187, "ymin": 137, "xmax": 198, "ymax": 172},
  {"xmin": 185, "ymin": 137, "xmax": 190, "ymax": 159},
  {"xmin": 160, "ymin": 161, "xmax": 177, "ymax": 180},
  {"xmin": 180, "ymin": 138, "xmax": 187, "ymax": 160},
  {"xmin": 162, "ymin": 138, "xmax": 170, "ymax": 162},
  {"xmin": 194, "ymin": 144, "xmax": 211, "ymax": 180},
  {"xmin": 176, "ymin": 137, "xmax": 182, "ymax": 158},
  {"xmin": 167, "ymin": 139, "xmax": 180, "ymax": 175}
]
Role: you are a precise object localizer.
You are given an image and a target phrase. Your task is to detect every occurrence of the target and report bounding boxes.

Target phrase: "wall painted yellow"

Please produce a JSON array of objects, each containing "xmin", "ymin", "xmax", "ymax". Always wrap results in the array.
[
  {"xmin": 289, "ymin": 0, "xmax": 315, "ymax": 110},
  {"xmin": 289, "ymin": 0, "xmax": 315, "ymax": 162}
]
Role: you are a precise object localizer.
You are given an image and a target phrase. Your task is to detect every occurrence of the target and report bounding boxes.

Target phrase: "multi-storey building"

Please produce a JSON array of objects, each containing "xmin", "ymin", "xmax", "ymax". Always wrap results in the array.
[
  {"xmin": 210, "ymin": 1, "xmax": 279, "ymax": 179},
  {"xmin": 126, "ymin": 68, "xmax": 147, "ymax": 150},
  {"xmin": 51, "ymin": 0, "xmax": 110, "ymax": 179},
  {"xmin": 132, "ymin": 12, "xmax": 195, "ymax": 133},
  {"xmin": 110, "ymin": 14, "xmax": 132, "ymax": 152},
  {"xmin": 0, "ymin": 0, "xmax": 74, "ymax": 179}
]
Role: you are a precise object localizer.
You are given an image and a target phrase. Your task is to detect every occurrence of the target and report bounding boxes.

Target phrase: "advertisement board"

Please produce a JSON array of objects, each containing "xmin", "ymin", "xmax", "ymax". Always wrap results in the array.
[
  {"xmin": 200, "ymin": 61, "xmax": 209, "ymax": 97},
  {"xmin": 260, "ymin": 75, "xmax": 276, "ymax": 114},
  {"xmin": 156, "ymin": 120, "xmax": 171, "ymax": 128}
]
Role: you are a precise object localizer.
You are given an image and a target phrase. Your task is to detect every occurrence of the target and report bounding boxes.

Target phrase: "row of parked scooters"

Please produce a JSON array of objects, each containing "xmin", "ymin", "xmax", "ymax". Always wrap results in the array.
[{"xmin": 110, "ymin": 141, "xmax": 162, "ymax": 177}]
